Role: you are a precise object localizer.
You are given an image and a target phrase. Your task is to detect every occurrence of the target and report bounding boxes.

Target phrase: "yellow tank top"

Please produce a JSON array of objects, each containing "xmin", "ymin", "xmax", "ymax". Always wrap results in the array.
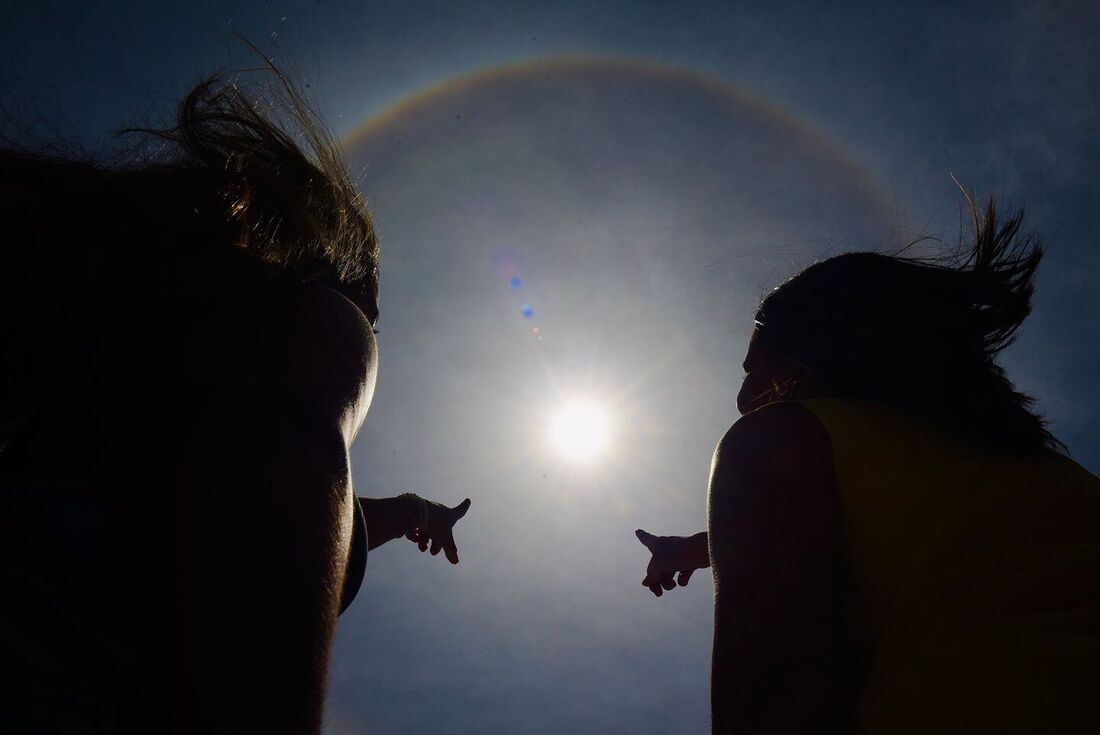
[{"xmin": 801, "ymin": 399, "xmax": 1100, "ymax": 734}]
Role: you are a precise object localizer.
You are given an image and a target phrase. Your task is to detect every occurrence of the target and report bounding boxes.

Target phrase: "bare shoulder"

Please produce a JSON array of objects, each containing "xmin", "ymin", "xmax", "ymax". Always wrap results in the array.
[
  {"xmin": 249, "ymin": 280, "xmax": 378, "ymax": 437},
  {"xmin": 712, "ymin": 402, "xmax": 834, "ymax": 492},
  {"xmin": 719, "ymin": 401, "xmax": 831, "ymax": 459},
  {"xmin": 258, "ymin": 280, "xmax": 376, "ymax": 376}
]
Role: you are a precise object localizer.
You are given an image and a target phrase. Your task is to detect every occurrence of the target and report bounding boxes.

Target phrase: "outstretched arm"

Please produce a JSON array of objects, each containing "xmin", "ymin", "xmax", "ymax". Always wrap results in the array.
[{"xmin": 707, "ymin": 403, "xmax": 852, "ymax": 733}]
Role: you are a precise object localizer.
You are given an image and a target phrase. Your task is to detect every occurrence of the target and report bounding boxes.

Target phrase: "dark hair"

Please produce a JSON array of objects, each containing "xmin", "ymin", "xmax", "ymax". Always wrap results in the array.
[
  {"xmin": 1, "ymin": 63, "xmax": 379, "ymax": 317},
  {"xmin": 1, "ymin": 63, "xmax": 379, "ymax": 460},
  {"xmin": 754, "ymin": 197, "xmax": 1064, "ymax": 454}
]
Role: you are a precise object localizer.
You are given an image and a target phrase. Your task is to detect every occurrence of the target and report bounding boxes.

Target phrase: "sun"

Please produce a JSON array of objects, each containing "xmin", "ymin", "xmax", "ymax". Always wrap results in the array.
[{"xmin": 549, "ymin": 400, "xmax": 611, "ymax": 462}]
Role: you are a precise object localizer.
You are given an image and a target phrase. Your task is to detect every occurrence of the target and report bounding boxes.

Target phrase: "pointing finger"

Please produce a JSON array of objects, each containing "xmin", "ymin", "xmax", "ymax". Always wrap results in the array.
[
  {"xmin": 635, "ymin": 529, "xmax": 657, "ymax": 550},
  {"xmin": 444, "ymin": 537, "xmax": 460, "ymax": 565}
]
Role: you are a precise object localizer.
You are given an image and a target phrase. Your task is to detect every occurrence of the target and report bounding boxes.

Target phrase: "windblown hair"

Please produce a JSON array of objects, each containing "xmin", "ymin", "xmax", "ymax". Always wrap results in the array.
[
  {"xmin": 1, "ymin": 64, "xmax": 379, "ymax": 460},
  {"xmin": 754, "ymin": 198, "xmax": 1064, "ymax": 454},
  {"xmin": 1, "ymin": 64, "xmax": 378, "ymax": 315}
]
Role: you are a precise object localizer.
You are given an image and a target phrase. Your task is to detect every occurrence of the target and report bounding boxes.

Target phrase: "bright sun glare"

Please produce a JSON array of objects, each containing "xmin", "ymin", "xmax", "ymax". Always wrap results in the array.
[{"xmin": 549, "ymin": 400, "xmax": 611, "ymax": 462}]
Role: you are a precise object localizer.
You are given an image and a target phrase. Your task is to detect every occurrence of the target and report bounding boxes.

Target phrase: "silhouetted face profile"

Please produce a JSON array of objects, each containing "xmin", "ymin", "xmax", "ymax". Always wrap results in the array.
[{"xmin": 736, "ymin": 329, "xmax": 808, "ymax": 415}]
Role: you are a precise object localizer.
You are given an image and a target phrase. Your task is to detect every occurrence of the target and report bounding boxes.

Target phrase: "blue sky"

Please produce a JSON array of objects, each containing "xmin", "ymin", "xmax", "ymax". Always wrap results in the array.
[{"xmin": 4, "ymin": 1, "xmax": 1098, "ymax": 732}]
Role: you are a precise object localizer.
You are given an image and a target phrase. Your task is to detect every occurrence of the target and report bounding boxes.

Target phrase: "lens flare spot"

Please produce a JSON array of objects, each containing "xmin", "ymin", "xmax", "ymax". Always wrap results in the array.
[{"xmin": 521, "ymin": 304, "xmax": 534, "ymax": 319}]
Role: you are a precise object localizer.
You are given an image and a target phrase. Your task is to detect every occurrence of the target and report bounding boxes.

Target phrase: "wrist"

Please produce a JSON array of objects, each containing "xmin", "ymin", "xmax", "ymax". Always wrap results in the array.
[
  {"xmin": 398, "ymin": 492, "xmax": 429, "ymax": 534},
  {"xmin": 362, "ymin": 495, "xmax": 424, "ymax": 550},
  {"xmin": 689, "ymin": 531, "xmax": 711, "ymax": 569}
]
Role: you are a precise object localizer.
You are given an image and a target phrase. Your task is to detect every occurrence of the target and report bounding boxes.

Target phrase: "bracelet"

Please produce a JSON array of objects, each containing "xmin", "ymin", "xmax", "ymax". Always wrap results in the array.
[{"xmin": 399, "ymin": 492, "xmax": 430, "ymax": 529}]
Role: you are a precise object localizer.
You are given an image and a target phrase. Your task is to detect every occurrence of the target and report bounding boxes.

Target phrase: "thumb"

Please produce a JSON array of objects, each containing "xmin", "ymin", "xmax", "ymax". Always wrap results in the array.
[
  {"xmin": 635, "ymin": 529, "xmax": 657, "ymax": 550},
  {"xmin": 452, "ymin": 498, "xmax": 472, "ymax": 520}
]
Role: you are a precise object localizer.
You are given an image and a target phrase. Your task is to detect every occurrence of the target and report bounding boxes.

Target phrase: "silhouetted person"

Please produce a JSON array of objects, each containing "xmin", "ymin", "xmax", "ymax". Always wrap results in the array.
[
  {"xmin": 0, "ymin": 70, "xmax": 469, "ymax": 733},
  {"xmin": 637, "ymin": 201, "xmax": 1100, "ymax": 733}
]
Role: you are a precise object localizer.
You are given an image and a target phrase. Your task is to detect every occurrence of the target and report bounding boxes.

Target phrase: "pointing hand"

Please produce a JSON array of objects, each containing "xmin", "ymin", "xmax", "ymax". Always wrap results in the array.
[
  {"xmin": 405, "ymin": 497, "xmax": 472, "ymax": 565},
  {"xmin": 635, "ymin": 529, "xmax": 709, "ymax": 597}
]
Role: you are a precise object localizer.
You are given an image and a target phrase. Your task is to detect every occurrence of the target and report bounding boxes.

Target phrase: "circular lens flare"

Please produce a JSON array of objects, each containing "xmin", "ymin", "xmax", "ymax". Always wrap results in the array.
[{"xmin": 550, "ymin": 401, "xmax": 610, "ymax": 461}]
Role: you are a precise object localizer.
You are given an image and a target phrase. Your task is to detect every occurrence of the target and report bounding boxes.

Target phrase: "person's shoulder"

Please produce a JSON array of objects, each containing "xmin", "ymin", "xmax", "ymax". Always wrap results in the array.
[
  {"xmin": 262, "ymin": 279, "xmax": 375, "ymax": 359},
  {"xmin": 710, "ymin": 402, "xmax": 835, "ymax": 496},
  {"xmin": 717, "ymin": 401, "xmax": 832, "ymax": 460},
  {"xmin": 178, "ymin": 273, "xmax": 374, "ymax": 429},
  {"xmin": 226, "ymin": 278, "xmax": 377, "ymax": 436}
]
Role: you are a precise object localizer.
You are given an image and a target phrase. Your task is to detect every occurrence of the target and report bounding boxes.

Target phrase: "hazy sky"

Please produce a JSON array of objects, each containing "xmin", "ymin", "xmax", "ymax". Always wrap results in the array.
[{"xmin": 4, "ymin": 2, "xmax": 1098, "ymax": 733}]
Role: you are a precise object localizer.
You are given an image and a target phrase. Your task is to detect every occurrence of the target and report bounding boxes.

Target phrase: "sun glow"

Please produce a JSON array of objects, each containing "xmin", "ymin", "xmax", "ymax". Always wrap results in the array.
[{"xmin": 549, "ymin": 400, "xmax": 611, "ymax": 462}]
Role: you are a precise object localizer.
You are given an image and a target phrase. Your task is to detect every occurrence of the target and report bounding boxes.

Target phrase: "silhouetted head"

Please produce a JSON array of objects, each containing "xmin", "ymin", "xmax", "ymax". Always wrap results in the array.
[
  {"xmin": 738, "ymin": 199, "xmax": 1063, "ymax": 453},
  {"xmin": 1, "ymin": 66, "xmax": 379, "ymax": 323}
]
